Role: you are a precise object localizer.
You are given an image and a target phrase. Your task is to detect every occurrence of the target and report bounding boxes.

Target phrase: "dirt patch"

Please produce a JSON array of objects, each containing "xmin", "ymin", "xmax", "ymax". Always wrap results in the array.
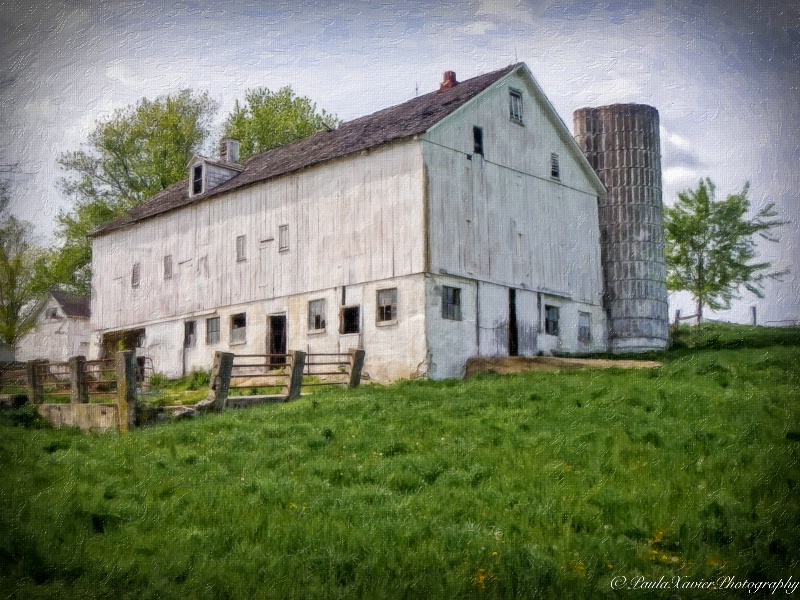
[{"xmin": 465, "ymin": 356, "xmax": 661, "ymax": 377}]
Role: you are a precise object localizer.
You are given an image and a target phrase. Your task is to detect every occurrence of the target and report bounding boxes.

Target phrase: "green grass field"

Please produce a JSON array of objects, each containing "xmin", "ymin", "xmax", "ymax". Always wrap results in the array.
[{"xmin": 1, "ymin": 324, "xmax": 798, "ymax": 598}]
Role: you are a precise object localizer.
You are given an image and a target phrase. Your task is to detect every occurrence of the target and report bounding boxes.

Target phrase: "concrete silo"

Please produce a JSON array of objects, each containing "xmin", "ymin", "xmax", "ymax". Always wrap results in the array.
[{"xmin": 573, "ymin": 104, "xmax": 669, "ymax": 351}]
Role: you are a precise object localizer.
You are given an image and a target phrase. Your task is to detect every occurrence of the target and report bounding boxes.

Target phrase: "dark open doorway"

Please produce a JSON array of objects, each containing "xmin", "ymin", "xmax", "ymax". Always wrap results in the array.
[
  {"xmin": 509, "ymin": 289, "xmax": 519, "ymax": 356},
  {"xmin": 102, "ymin": 329, "xmax": 144, "ymax": 359},
  {"xmin": 268, "ymin": 315, "xmax": 287, "ymax": 367}
]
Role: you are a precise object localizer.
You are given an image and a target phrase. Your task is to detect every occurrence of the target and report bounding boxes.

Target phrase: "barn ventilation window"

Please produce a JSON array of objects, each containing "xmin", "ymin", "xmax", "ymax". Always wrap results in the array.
[
  {"xmin": 163, "ymin": 255, "xmax": 173, "ymax": 280},
  {"xmin": 192, "ymin": 164, "xmax": 203, "ymax": 195},
  {"xmin": 184, "ymin": 321, "xmax": 196, "ymax": 348},
  {"xmin": 473, "ymin": 126, "xmax": 484, "ymax": 156},
  {"xmin": 308, "ymin": 299, "xmax": 326, "ymax": 331},
  {"xmin": 236, "ymin": 235, "xmax": 246, "ymax": 261},
  {"xmin": 206, "ymin": 317, "xmax": 220, "ymax": 344},
  {"xmin": 509, "ymin": 89, "xmax": 523, "ymax": 123},
  {"xmin": 278, "ymin": 224, "xmax": 289, "ymax": 252},
  {"xmin": 545, "ymin": 305, "xmax": 560, "ymax": 336},
  {"xmin": 230, "ymin": 313, "xmax": 247, "ymax": 344},
  {"xmin": 442, "ymin": 286, "xmax": 462, "ymax": 321},
  {"xmin": 340, "ymin": 306, "xmax": 360, "ymax": 334},
  {"xmin": 376, "ymin": 288, "xmax": 398, "ymax": 323},
  {"xmin": 131, "ymin": 263, "xmax": 141, "ymax": 288},
  {"xmin": 578, "ymin": 312, "xmax": 592, "ymax": 345},
  {"xmin": 550, "ymin": 153, "xmax": 560, "ymax": 180}
]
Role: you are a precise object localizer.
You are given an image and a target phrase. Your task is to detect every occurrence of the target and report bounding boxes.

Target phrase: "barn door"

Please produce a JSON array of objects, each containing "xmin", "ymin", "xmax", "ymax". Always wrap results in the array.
[
  {"xmin": 509, "ymin": 289, "xmax": 519, "ymax": 356},
  {"xmin": 268, "ymin": 315, "xmax": 287, "ymax": 367}
]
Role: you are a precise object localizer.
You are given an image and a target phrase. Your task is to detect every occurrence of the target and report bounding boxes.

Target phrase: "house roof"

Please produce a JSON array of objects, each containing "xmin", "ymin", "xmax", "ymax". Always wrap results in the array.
[
  {"xmin": 92, "ymin": 63, "xmax": 521, "ymax": 236},
  {"xmin": 50, "ymin": 289, "xmax": 91, "ymax": 318}
]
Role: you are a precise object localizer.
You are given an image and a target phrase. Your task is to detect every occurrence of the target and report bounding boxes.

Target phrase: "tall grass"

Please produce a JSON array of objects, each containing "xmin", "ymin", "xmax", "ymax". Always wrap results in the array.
[{"xmin": 1, "ymin": 324, "xmax": 798, "ymax": 598}]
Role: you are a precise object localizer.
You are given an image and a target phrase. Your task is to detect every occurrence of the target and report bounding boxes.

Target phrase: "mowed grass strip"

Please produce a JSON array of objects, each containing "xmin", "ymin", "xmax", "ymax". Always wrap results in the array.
[{"xmin": 0, "ymin": 324, "xmax": 798, "ymax": 599}]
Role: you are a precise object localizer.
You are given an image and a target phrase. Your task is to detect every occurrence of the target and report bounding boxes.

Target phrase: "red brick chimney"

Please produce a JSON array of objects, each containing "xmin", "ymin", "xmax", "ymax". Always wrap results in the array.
[{"xmin": 439, "ymin": 71, "xmax": 458, "ymax": 91}]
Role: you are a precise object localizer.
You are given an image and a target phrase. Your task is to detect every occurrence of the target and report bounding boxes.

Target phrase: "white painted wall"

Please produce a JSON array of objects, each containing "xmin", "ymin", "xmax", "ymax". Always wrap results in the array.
[
  {"xmin": 424, "ymin": 274, "xmax": 477, "ymax": 379},
  {"xmin": 420, "ymin": 68, "xmax": 607, "ymax": 371},
  {"xmin": 91, "ymin": 140, "xmax": 427, "ymax": 377},
  {"xmin": 535, "ymin": 294, "xmax": 607, "ymax": 355},
  {"xmin": 121, "ymin": 274, "xmax": 428, "ymax": 381},
  {"xmin": 16, "ymin": 296, "xmax": 92, "ymax": 362},
  {"xmin": 422, "ymin": 70, "xmax": 604, "ymax": 305}
]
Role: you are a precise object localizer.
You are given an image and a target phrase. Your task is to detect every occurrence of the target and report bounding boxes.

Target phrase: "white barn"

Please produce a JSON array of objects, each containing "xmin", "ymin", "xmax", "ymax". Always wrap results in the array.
[
  {"xmin": 16, "ymin": 289, "xmax": 92, "ymax": 362},
  {"xmin": 89, "ymin": 63, "xmax": 607, "ymax": 381}
]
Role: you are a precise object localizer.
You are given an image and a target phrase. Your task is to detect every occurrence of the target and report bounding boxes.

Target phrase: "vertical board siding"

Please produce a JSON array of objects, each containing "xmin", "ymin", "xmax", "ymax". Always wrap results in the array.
[
  {"xmin": 91, "ymin": 142, "xmax": 426, "ymax": 333},
  {"xmin": 422, "ymin": 71, "xmax": 604, "ymax": 306},
  {"xmin": 89, "ymin": 143, "xmax": 430, "ymax": 380}
]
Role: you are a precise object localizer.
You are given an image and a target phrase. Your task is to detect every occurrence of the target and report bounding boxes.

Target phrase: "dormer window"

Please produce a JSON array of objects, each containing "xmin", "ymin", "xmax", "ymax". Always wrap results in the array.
[
  {"xmin": 188, "ymin": 147, "xmax": 243, "ymax": 198},
  {"xmin": 192, "ymin": 164, "xmax": 203, "ymax": 195}
]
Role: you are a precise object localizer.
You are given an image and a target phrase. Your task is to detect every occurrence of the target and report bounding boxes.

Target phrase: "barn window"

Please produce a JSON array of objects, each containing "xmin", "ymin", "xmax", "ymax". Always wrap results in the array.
[
  {"xmin": 192, "ymin": 164, "xmax": 203, "ymax": 195},
  {"xmin": 131, "ymin": 263, "xmax": 141, "ymax": 288},
  {"xmin": 509, "ymin": 89, "xmax": 523, "ymax": 123},
  {"xmin": 473, "ymin": 126, "xmax": 484, "ymax": 156},
  {"xmin": 578, "ymin": 312, "xmax": 592, "ymax": 345},
  {"xmin": 442, "ymin": 286, "xmax": 462, "ymax": 321},
  {"xmin": 236, "ymin": 235, "xmax": 247, "ymax": 261},
  {"xmin": 340, "ymin": 306, "xmax": 360, "ymax": 334},
  {"xmin": 230, "ymin": 313, "xmax": 247, "ymax": 344},
  {"xmin": 545, "ymin": 305, "xmax": 560, "ymax": 336},
  {"xmin": 308, "ymin": 299, "xmax": 326, "ymax": 331},
  {"xmin": 46, "ymin": 308, "xmax": 60, "ymax": 320},
  {"xmin": 206, "ymin": 317, "xmax": 220, "ymax": 344},
  {"xmin": 163, "ymin": 255, "xmax": 173, "ymax": 280},
  {"xmin": 278, "ymin": 224, "xmax": 289, "ymax": 252},
  {"xmin": 550, "ymin": 153, "xmax": 560, "ymax": 180},
  {"xmin": 376, "ymin": 288, "xmax": 398, "ymax": 323},
  {"xmin": 184, "ymin": 321, "xmax": 196, "ymax": 348}
]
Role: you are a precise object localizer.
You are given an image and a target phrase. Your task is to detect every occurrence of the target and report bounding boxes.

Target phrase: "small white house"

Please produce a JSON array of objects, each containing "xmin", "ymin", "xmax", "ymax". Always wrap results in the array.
[
  {"xmin": 16, "ymin": 289, "xmax": 92, "ymax": 362},
  {"xmin": 89, "ymin": 63, "xmax": 608, "ymax": 380}
]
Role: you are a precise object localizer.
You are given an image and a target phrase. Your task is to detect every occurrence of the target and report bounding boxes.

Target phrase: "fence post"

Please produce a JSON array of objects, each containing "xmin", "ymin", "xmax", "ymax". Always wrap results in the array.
[
  {"xmin": 285, "ymin": 350, "xmax": 306, "ymax": 401},
  {"xmin": 348, "ymin": 349, "xmax": 365, "ymax": 389},
  {"xmin": 116, "ymin": 351, "xmax": 137, "ymax": 432},
  {"xmin": 69, "ymin": 355, "xmax": 88, "ymax": 404},
  {"xmin": 208, "ymin": 351, "xmax": 234, "ymax": 412},
  {"xmin": 25, "ymin": 360, "xmax": 44, "ymax": 405}
]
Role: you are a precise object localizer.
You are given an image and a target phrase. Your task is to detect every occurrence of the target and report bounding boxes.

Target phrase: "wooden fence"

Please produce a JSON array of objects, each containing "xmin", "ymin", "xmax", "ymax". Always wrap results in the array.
[
  {"xmin": 0, "ymin": 352, "xmax": 141, "ymax": 433},
  {"xmin": 1, "ymin": 349, "xmax": 366, "ymax": 430},
  {"xmin": 207, "ymin": 349, "xmax": 365, "ymax": 410}
]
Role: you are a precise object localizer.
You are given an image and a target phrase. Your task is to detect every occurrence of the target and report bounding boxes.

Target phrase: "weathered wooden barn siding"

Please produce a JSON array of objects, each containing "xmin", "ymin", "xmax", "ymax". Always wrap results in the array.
[
  {"xmin": 420, "ymin": 70, "xmax": 606, "ymax": 376},
  {"xmin": 422, "ymin": 71, "xmax": 603, "ymax": 301},
  {"xmin": 91, "ymin": 142, "xmax": 429, "ymax": 379}
]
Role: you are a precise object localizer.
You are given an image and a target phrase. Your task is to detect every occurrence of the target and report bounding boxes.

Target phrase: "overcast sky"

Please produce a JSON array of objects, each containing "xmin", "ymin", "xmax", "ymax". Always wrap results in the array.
[{"xmin": 1, "ymin": 0, "xmax": 798, "ymax": 324}]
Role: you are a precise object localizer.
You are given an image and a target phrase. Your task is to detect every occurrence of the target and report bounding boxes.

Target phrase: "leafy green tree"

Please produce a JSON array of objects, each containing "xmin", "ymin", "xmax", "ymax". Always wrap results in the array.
[
  {"xmin": 0, "ymin": 182, "xmax": 47, "ymax": 345},
  {"xmin": 665, "ymin": 178, "xmax": 788, "ymax": 322},
  {"xmin": 222, "ymin": 86, "xmax": 338, "ymax": 160},
  {"xmin": 54, "ymin": 90, "xmax": 218, "ymax": 293}
]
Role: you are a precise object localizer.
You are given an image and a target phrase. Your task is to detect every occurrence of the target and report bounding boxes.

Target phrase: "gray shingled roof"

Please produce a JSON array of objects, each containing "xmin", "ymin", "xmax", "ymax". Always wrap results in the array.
[
  {"xmin": 93, "ymin": 63, "xmax": 520, "ymax": 236},
  {"xmin": 50, "ymin": 289, "xmax": 91, "ymax": 318}
]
